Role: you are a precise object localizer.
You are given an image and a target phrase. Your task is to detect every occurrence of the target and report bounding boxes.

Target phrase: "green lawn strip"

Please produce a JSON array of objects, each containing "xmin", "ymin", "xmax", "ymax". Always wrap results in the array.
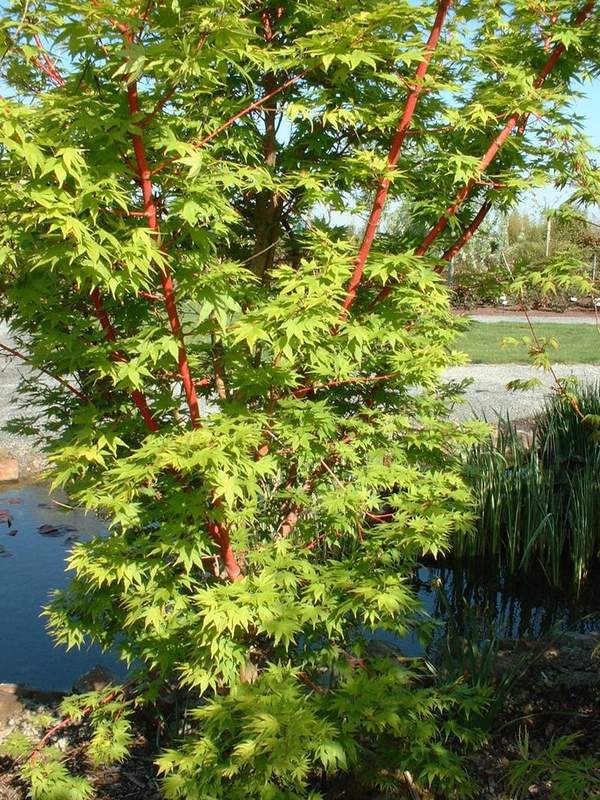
[{"xmin": 455, "ymin": 322, "xmax": 600, "ymax": 364}]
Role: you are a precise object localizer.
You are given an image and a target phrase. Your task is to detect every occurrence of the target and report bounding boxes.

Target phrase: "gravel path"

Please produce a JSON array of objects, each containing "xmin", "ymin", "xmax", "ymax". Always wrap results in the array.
[
  {"xmin": 466, "ymin": 312, "xmax": 598, "ymax": 325},
  {"xmin": 464, "ymin": 310, "xmax": 599, "ymax": 325},
  {"xmin": 0, "ymin": 322, "xmax": 45, "ymax": 474},
  {"xmin": 445, "ymin": 363, "xmax": 600, "ymax": 422}
]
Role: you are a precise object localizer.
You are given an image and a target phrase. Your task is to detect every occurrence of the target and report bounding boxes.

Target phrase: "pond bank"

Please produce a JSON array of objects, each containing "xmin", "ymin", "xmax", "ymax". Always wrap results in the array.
[
  {"xmin": 1, "ymin": 631, "xmax": 598, "ymax": 799},
  {"xmin": 463, "ymin": 630, "xmax": 600, "ymax": 800}
]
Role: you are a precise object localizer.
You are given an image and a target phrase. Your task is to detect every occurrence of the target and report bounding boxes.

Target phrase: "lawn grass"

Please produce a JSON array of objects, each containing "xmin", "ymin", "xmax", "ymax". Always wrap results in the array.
[{"xmin": 456, "ymin": 321, "xmax": 600, "ymax": 364}]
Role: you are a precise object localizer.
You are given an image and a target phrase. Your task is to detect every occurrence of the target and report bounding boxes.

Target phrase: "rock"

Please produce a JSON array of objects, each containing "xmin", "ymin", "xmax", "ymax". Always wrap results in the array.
[
  {"xmin": 0, "ymin": 458, "xmax": 19, "ymax": 482},
  {"xmin": 38, "ymin": 523, "xmax": 78, "ymax": 537},
  {"xmin": 515, "ymin": 428, "xmax": 534, "ymax": 449},
  {"xmin": 0, "ymin": 685, "xmax": 24, "ymax": 730},
  {"xmin": 11, "ymin": 685, "xmax": 63, "ymax": 706},
  {"xmin": 37, "ymin": 524, "xmax": 61, "ymax": 536},
  {"xmin": 72, "ymin": 665, "xmax": 117, "ymax": 694}
]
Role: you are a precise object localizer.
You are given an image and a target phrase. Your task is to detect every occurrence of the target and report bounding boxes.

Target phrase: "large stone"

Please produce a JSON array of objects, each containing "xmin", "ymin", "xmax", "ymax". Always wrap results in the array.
[
  {"xmin": 0, "ymin": 458, "xmax": 19, "ymax": 482},
  {"xmin": 0, "ymin": 684, "xmax": 24, "ymax": 729},
  {"xmin": 72, "ymin": 665, "xmax": 117, "ymax": 694}
]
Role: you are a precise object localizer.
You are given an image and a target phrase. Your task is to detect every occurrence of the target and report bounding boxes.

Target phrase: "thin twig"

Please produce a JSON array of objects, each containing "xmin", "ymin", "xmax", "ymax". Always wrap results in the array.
[
  {"xmin": 291, "ymin": 371, "xmax": 401, "ymax": 398},
  {"xmin": 0, "ymin": 341, "xmax": 88, "ymax": 402},
  {"xmin": 29, "ymin": 685, "xmax": 128, "ymax": 762},
  {"xmin": 500, "ymin": 253, "xmax": 584, "ymax": 420},
  {"xmin": 150, "ymin": 71, "xmax": 307, "ymax": 175},
  {"xmin": 90, "ymin": 288, "xmax": 161, "ymax": 432}
]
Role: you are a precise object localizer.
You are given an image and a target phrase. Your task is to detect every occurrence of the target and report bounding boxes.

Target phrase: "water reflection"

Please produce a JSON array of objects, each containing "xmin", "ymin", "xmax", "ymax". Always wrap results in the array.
[
  {"xmin": 420, "ymin": 558, "xmax": 600, "ymax": 643},
  {"xmin": 0, "ymin": 482, "xmax": 597, "ymax": 690},
  {"xmin": 0, "ymin": 483, "xmax": 125, "ymax": 691}
]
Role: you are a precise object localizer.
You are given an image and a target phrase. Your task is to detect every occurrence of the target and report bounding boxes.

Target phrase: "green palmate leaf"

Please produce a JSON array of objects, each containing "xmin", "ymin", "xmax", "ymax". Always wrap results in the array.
[
  {"xmin": 22, "ymin": 758, "xmax": 94, "ymax": 800},
  {"xmin": 0, "ymin": 731, "xmax": 35, "ymax": 759}
]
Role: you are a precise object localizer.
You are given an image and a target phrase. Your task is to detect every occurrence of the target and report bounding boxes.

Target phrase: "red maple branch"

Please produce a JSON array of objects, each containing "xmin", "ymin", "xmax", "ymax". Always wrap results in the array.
[
  {"xmin": 24, "ymin": 13, "xmax": 241, "ymax": 582},
  {"xmin": 208, "ymin": 517, "xmax": 242, "ymax": 581},
  {"xmin": 29, "ymin": 686, "xmax": 125, "ymax": 762},
  {"xmin": 32, "ymin": 33, "xmax": 65, "ymax": 87},
  {"xmin": 137, "ymin": 289, "xmax": 162, "ymax": 301},
  {"xmin": 439, "ymin": 198, "xmax": 493, "ymax": 266},
  {"xmin": 291, "ymin": 370, "xmax": 401, "ymax": 398},
  {"xmin": 438, "ymin": 100, "xmax": 538, "ymax": 269},
  {"xmin": 277, "ymin": 435, "xmax": 352, "ymax": 538},
  {"xmin": 339, "ymin": 0, "xmax": 453, "ymax": 317},
  {"xmin": 26, "ymin": 34, "xmax": 161, "ymax": 434},
  {"xmin": 140, "ymin": 83, "xmax": 177, "ymax": 128},
  {"xmin": 93, "ymin": 287, "xmax": 239, "ymax": 576},
  {"xmin": 372, "ymin": 0, "xmax": 596, "ymax": 306},
  {"xmin": 125, "ymin": 78, "xmax": 201, "ymax": 428},
  {"xmin": 117, "ymin": 26, "xmax": 242, "ymax": 582},
  {"xmin": 298, "ymin": 671, "xmax": 326, "ymax": 694},
  {"xmin": 140, "ymin": 32, "xmax": 207, "ymax": 130},
  {"xmin": 32, "ymin": 57, "xmax": 63, "ymax": 86},
  {"xmin": 92, "ymin": 281, "xmax": 242, "ymax": 579}
]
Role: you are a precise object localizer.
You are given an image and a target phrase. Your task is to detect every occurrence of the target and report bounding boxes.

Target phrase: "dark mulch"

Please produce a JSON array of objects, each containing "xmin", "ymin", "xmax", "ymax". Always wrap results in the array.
[{"xmin": 462, "ymin": 633, "xmax": 600, "ymax": 800}]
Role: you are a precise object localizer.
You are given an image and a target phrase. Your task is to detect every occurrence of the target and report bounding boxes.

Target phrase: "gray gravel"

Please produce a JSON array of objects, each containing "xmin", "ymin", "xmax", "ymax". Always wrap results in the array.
[
  {"xmin": 0, "ymin": 322, "xmax": 46, "ymax": 474},
  {"xmin": 445, "ymin": 363, "xmax": 600, "ymax": 422},
  {"xmin": 467, "ymin": 312, "xmax": 598, "ymax": 325}
]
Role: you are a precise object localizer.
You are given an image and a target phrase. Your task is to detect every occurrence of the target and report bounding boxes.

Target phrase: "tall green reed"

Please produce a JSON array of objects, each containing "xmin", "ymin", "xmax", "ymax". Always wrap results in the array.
[{"xmin": 459, "ymin": 384, "xmax": 600, "ymax": 590}]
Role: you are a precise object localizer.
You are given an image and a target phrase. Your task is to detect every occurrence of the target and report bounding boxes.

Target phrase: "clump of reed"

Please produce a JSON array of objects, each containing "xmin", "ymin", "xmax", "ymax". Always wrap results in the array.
[{"xmin": 459, "ymin": 383, "xmax": 600, "ymax": 590}]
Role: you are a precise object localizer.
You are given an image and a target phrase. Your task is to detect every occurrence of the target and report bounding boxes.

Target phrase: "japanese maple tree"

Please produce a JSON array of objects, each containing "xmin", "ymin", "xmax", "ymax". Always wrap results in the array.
[{"xmin": 0, "ymin": 0, "xmax": 598, "ymax": 797}]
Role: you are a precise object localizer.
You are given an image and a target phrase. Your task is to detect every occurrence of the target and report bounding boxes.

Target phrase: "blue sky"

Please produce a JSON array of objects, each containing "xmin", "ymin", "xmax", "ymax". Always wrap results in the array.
[
  {"xmin": 573, "ymin": 78, "xmax": 600, "ymax": 149},
  {"xmin": 525, "ymin": 76, "xmax": 600, "ymax": 218}
]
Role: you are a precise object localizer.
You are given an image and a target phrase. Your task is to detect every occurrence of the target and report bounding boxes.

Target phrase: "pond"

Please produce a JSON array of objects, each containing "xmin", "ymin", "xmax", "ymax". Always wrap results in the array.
[
  {"xmin": 0, "ymin": 482, "xmax": 598, "ymax": 691},
  {"xmin": 0, "ymin": 482, "xmax": 124, "ymax": 692},
  {"xmin": 366, "ymin": 558, "xmax": 600, "ymax": 662}
]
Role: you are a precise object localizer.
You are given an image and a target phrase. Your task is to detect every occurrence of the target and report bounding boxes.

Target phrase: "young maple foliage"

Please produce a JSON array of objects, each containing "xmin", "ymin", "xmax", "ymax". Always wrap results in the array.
[{"xmin": 0, "ymin": 0, "xmax": 598, "ymax": 797}]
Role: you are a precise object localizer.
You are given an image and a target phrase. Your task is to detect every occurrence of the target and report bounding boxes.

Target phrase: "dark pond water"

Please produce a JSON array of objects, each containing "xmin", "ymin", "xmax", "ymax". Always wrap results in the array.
[
  {"xmin": 0, "ymin": 482, "xmax": 124, "ymax": 691},
  {"xmin": 0, "ymin": 482, "xmax": 598, "ymax": 691},
  {"xmin": 424, "ymin": 559, "xmax": 600, "ymax": 641},
  {"xmin": 358, "ymin": 560, "xmax": 600, "ymax": 660}
]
